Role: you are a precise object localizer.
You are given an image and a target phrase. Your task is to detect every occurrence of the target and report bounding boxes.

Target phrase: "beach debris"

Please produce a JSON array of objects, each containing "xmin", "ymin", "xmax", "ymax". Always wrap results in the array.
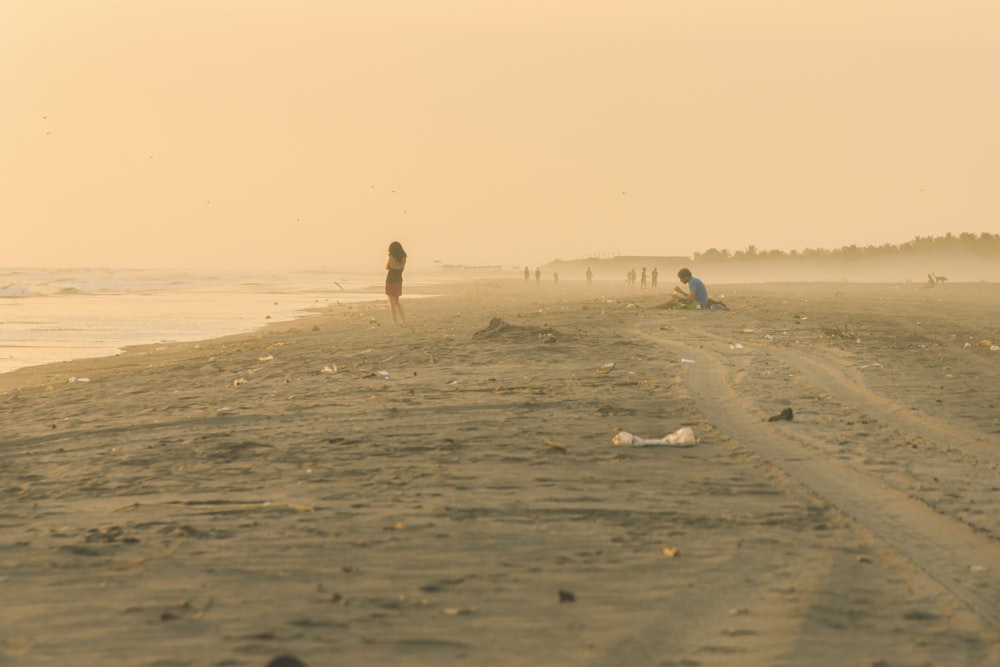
[
  {"xmin": 156, "ymin": 598, "xmax": 213, "ymax": 623},
  {"xmin": 113, "ymin": 500, "xmax": 314, "ymax": 513},
  {"xmin": 474, "ymin": 317, "xmax": 514, "ymax": 337},
  {"xmin": 266, "ymin": 656, "xmax": 307, "ymax": 667},
  {"xmin": 361, "ymin": 370, "xmax": 390, "ymax": 379},
  {"xmin": 662, "ymin": 545, "xmax": 680, "ymax": 558},
  {"xmin": 233, "ymin": 377, "xmax": 247, "ymax": 386},
  {"xmin": 85, "ymin": 524, "xmax": 126, "ymax": 543},
  {"xmin": 680, "ymin": 358, "xmax": 696, "ymax": 364},
  {"xmin": 543, "ymin": 440, "xmax": 568, "ymax": 453},
  {"xmin": 821, "ymin": 324, "xmax": 856, "ymax": 339},
  {"xmin": 992, "ymin": 346, "xmax": 1000, "ymax": 352},
  {"xmin": 729, "ymin": 343, "xmax": 744, "ymax": 350},
  {"xmin": 763, "ymin": 334, "xmax": 774, "ymax": 340},
  {"xmin": 557, "ymin": 590, "xmax": 576, "ymax": 604},
  {"xmin": 767, "ymin": 407, "xmax": 794, "ymax": 422},
  {"xmin": 258, "ymin": 354, "xmax": 274, "ymax": 362},
  {"xmin": 597, "ymin": 362, "xmax": 616, "ymax": 374},
  {"xmin": 613, "ymin": 427, "xmax": 697, "ymax": 447},
  {"xmin": 977, "ymin": 339, "xmax": 993, "ymax": 347},
  {"xmin": 473, "ymin": 317, "xmax": 558, "ymax": 342},
  {"xmin": 321, "ymin": 364, "xmax": 338, "ymax": 373},
  {"xmin": 442, "ymin": 607, "xmax": 477, "ymax": 616},
  {"xmin": 68, "ymin": 377, "xmax": 91, "ymax": 383},
  {"xmin": 902, "ymin": 609, "xmax": 939, "ymax": 621}
]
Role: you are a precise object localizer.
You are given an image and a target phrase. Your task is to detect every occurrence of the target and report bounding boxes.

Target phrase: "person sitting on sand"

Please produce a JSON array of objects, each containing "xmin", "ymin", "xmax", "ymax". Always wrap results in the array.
[{"xmin": 653, "ymin": 268, "xmax": 709, "ymax": 310}]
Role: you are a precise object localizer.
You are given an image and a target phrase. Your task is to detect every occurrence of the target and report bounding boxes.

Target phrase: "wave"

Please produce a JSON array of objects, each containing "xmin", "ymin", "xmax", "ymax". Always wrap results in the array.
[
  {"xmin": 0, "ymin": 268, "xmax": 389, "ymax": 302},
  {"xmin": 0, "ymin": 283, "xmax": 33, "ymax": 297},
  {"xmin": 0, "ymin": 283, "xmax": 87, "ymax": 298}
]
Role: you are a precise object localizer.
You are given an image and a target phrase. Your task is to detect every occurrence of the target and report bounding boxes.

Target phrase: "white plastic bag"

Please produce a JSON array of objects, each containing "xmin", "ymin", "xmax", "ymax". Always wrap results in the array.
[{"xmin": 613, "ymin": 427, "xmax": 697, "ymax": 447}]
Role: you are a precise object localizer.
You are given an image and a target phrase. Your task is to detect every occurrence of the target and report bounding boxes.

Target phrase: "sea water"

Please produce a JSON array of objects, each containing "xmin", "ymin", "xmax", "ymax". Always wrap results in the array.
[{"xmin": 0, "ymin": 267, "xmax": 392, "ymax": 374}]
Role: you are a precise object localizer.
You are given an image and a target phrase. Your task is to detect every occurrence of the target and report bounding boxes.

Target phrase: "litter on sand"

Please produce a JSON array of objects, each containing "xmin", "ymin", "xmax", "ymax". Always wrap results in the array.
[
  {"xmin": 613, "ymin": 427, "xmax": 697, "ymax": 447},
  {"xmin": 767, "ymin": 407, "xmax": 794, "ymax": 422}
]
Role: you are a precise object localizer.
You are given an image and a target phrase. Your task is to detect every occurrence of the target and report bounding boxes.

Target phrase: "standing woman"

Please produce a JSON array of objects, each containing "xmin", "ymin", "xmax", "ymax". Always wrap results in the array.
[{"xmin": 385, "ymin": 241, "xmax": 407, "ymax": 324}]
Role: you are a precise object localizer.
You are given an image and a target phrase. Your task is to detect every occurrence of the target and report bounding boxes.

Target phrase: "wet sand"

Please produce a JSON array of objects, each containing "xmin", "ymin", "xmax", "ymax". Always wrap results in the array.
[{"xmin": 2, "ymin": 278, "xmax": 999, "ymax": 667}]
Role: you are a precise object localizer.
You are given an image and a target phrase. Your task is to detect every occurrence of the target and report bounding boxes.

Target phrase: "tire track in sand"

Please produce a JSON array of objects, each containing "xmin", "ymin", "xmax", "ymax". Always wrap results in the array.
[
  {"xmin": 759, "ymin": 343, "xmax": 1000, "ymax": 467},
  {"xmin": 632, "ymin": 329, "xmax": 1000, "ymax": 632}
]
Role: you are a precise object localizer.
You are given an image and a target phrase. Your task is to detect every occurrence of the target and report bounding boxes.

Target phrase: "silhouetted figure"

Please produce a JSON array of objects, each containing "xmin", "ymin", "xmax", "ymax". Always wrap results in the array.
[
  {"xmin": 535, "ymin": 267, "xmax": 541, "ymax": 284},
  {"xmin": 385, "ymin": 241, "xmax": 407, "ymax": 324},
  {"xmin": 586, "ymin": 267, "xmax": 593, "ymax": 284},
  {"xmin": 524, "ymin": 266, "xmax": 530, "ymax": 282},
  {"xmin": 641, "ymin": 267, "xmax": 647, "ymax": 291},
  {"xmin": 651, "ymin": 267, "xmax": 658, "ymax": 290}
]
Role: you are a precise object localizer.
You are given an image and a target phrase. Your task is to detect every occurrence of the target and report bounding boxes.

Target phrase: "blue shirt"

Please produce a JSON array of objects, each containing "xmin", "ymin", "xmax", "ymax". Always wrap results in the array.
[{"xmin": 688, "ymin": 276, "xmax": 708, "ymax": 308}]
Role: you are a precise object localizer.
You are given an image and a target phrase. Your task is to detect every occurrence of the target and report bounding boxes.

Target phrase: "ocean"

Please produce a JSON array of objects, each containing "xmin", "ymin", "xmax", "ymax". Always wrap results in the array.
[{"xmin": 0, "ymin": 267, "xmax": 395, "ymax": 374}]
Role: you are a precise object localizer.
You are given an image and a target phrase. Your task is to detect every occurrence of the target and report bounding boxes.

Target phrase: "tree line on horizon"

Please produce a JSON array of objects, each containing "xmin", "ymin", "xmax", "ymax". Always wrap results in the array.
[{"xmin": 691, "ymin": 232, "xmax": 1000, "ymax": 263}]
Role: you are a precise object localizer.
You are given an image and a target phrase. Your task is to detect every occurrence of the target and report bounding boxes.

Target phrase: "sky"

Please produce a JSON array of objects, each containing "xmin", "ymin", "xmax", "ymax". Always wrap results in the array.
[{"xmin": 3, "ymin": 0, "xmax": 999, "ymax": 272}]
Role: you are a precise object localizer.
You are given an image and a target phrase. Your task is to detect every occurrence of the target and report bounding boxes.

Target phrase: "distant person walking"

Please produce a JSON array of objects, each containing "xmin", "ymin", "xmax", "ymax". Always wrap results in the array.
[
  {"xmin": 651, "ymin": 268, "xmax": 658, "ymax": 290},
  {"xmin": 553, "ymin": 272, "xmax": 559, "ymax": 285},
  {"xmin": 586, "ymin": 267, "xmax": 593, "ymax": 285},
  {"xmin": 535, "ymin": 267, "xmax": 541, "ymax": 284},
  {"xmin": 385, "ymin": 241, "xmax": 407, "ymax": 324},
  {"xmin": 641, "ymin": 267, "xmax": 648, "ymax": 291},
  {"xmin": 524, "ymin": 267, "xmax": 530, "ymax": 282}
]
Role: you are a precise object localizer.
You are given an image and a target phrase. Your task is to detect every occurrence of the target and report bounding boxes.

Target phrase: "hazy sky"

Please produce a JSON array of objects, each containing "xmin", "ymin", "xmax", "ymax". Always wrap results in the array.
[{"xmin": 3, "ymin": 1, "xmax": 998, "ymax": 271}]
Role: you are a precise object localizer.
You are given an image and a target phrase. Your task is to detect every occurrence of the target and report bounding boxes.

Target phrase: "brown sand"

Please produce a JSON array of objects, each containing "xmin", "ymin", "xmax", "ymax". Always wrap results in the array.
[{"xmin": 2, "ymin": 278, "xmax": 999, "ymax": 667}]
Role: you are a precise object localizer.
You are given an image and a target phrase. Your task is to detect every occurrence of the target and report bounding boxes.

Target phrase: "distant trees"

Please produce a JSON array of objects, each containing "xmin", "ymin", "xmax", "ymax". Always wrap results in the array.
[{"xmin": 693, "ymin": 233, "xmax": 1000, "ymax": 264}]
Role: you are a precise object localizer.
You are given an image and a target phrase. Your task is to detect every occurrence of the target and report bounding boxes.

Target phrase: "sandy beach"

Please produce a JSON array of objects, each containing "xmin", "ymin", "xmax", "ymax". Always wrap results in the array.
[{"xmin": 2, "ymin": 278, "xmax": 999, "ymax": 667}]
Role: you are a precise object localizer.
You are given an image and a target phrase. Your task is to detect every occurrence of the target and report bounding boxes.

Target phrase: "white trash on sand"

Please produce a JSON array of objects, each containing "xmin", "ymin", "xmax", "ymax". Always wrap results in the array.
[{"xmin": 613, "ymin": 427, "xmax": 697, "ymax": 447}]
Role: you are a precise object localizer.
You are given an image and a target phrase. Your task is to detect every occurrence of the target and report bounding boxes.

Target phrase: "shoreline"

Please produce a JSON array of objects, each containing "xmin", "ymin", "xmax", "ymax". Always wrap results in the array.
[
  {"xmin": 2, "ymin": 279, "xmax": 999, "ymax": 666},
  {"xmin": 1, "ymin": 276, "xmax": 987, "ymax": 384}
]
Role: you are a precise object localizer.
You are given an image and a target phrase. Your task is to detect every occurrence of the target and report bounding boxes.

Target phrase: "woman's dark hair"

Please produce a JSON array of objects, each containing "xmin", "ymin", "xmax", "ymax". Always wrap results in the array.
[
  {"xmin": 388, "ymin": 241, "xmax": 407, "ymax": 262},
  {"xmin": 677, "ymin": 268, "xmax": 692, "ymax": 280}
]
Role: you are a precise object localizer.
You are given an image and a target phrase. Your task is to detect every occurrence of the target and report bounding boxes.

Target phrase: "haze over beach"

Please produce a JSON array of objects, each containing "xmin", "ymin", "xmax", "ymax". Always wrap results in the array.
[
  {"xmin": 5, "ymin": 4, "xmax": 1000, "ymax": 666},
  {"xmin": 3, "ymin": 1, "xmax": 999, "ymax": 272}
]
